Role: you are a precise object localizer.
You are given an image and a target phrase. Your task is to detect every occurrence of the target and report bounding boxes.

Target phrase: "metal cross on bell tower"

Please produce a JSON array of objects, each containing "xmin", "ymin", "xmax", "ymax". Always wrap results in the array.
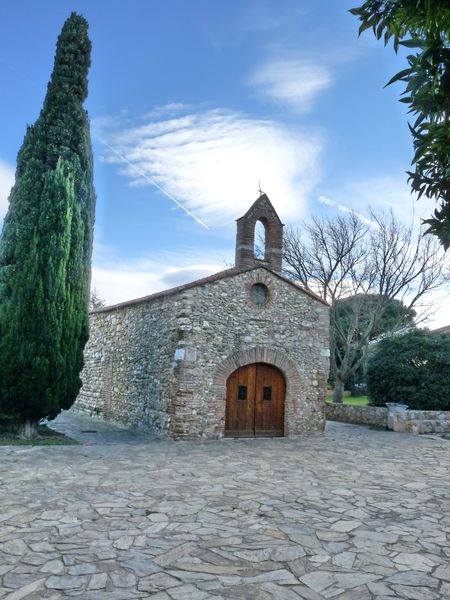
[{"xmin": 258, "ymin": 180, "xmax": 264, "ymax": 196}]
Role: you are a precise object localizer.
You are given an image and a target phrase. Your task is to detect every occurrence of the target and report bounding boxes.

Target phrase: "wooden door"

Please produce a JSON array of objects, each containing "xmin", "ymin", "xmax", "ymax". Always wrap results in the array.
[{"xmin": 225, "ymin": 363, "xmax": 285, "ymax": 437}]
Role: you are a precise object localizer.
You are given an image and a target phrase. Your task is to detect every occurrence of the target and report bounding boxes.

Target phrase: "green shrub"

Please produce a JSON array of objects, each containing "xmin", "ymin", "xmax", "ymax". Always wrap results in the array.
[{"xmin": 367, "ymin": 330, "xmax": 450, "ymax": 410}]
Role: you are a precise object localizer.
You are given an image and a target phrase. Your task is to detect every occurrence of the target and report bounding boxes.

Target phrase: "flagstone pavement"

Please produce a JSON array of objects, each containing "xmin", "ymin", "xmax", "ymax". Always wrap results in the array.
[{"xmin": 0, "ymin": 413, "xmax": 449, "ymax": 599}]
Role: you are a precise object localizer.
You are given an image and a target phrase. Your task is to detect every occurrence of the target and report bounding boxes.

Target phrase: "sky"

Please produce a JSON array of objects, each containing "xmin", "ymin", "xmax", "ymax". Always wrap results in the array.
[{"xmin": 0, "ymin": 0, "xmax": 448, "ymax": 326}]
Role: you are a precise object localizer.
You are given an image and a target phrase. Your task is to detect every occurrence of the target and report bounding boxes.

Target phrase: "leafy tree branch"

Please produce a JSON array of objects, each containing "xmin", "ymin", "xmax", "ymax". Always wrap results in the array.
[{"xmin": 350, "ymin": 0, "xmax": 450, "ymax": 248}]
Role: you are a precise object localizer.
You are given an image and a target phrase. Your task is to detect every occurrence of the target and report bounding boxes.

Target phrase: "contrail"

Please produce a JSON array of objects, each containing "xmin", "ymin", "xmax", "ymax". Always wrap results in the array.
[
  {"xmin": 0, "ymin": 54, "xmax": 209, "ymax": 230},
  {"xmin": 99, "ymin": 139, "xmax": 209, "ymax": 230}
]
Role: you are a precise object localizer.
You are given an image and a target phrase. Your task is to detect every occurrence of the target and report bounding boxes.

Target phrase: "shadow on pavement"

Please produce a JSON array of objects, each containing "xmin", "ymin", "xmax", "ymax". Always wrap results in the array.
[{"xmin": 47, "ymin": 410, "xmax": 158, "ymax": 445}]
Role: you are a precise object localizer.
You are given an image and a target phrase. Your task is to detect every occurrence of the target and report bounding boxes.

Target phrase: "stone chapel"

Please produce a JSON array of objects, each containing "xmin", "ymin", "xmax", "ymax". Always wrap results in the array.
[{"xmin": 75, "ymin": 194, "xmax": 330, "ymax": 439}]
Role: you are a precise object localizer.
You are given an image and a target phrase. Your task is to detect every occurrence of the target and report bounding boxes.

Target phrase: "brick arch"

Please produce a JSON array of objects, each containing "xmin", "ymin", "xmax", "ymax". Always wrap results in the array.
[{"xmin": 212, "ymin": 346, "xmax": 302, "ymax": 437}]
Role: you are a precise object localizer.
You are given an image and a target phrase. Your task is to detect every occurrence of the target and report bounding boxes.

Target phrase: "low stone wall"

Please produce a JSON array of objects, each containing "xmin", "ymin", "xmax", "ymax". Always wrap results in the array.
[
  {"xmin": 325, "ymin": 404, "xmax": 387, "ymax": 428},
  {"xmin": 326, "ymin": 403, "xmax": 450, "ymax": 435},
  {"xmin": 393, "ymin": 410, "xmax": 450, "ymax": 434}
]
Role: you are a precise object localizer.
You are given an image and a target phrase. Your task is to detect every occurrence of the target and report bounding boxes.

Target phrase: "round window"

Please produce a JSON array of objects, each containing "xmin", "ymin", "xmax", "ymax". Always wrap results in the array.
[{"xmin": 250, "ymin": 283, "xmax": 269, "ymax": 306}]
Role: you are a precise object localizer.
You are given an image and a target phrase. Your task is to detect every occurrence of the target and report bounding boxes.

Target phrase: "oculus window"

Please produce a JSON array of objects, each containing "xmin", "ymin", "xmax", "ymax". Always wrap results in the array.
[{"xmin": 250, "ymin": 283, "xmax": 269, "ymax": 307}]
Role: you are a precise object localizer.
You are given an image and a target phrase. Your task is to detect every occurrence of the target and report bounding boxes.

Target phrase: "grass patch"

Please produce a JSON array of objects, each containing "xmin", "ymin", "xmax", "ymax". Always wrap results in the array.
[
  {"xmin": 326, "ymin": 394, "xmax": 369, "ymax": 406},
  {"xmin": 0, "ymin": 421, "xmax": 77, "ymax": 446}
]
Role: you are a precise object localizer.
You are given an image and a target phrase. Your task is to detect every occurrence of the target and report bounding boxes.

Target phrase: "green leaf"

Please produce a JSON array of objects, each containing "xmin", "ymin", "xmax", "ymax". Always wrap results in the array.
[
  {"xmin": 349, "ymin": 0, "xmax": 450, "ymax": 248},
  {"xmin": 385, "ymin": 68, "xmax": 412, "ymax": 87},
  {"xmin": 400, "ymin": 38, "xmax": 427, "ymax": 48}
]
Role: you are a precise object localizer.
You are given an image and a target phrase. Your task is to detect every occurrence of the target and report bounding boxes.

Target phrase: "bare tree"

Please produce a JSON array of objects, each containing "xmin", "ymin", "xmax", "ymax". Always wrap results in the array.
[
  {"xmin": 89, "ymin": 288, "xmax": 105, "ymax": 311},
  {"xmin": 283, "ymin": 211, "xmax": 450, "ymax": 403}
]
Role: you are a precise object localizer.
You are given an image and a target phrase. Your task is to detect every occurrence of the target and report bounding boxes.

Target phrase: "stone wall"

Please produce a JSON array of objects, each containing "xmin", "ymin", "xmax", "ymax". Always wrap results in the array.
[
  {"xmin": 169, "ymin": 268, "xmax": 329, "ymax": 439},
  {"xmin": 74, "ymin": 296, "xmax": 179, "ymax": 435},
  {"xmin": 75, "ymin": 266, "xmax": 330, "ymax": 439},
  {"xmin": 326, "ymin": 404, "xmax": 388, "ymax": 428},
  {"xmin": 393, "ymin": 410, "xmax": 450, "ymax": 434},
  {"xmin": 326, "ymin": 404, "xmax": 450, "ymax": 435}
]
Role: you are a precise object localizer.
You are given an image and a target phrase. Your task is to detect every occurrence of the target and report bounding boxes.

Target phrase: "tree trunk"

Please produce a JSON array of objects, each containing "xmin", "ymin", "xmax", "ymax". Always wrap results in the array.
[
  {"xmin": 333, "ymin": 379, "xmax": 344, "ymax": 404},
  {"xmin": 19, "ymin": 419, "xmax": 38, "ymax": 439}
]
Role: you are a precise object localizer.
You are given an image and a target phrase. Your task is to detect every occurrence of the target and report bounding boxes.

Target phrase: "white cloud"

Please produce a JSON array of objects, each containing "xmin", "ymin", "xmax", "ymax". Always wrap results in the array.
[
  {"xmin": 318, "ymin": 195, "xmax": 379, "ymax": 228},
  {"xmin": 319, "ymin": 175, "xmax": 432, "ymax": 226},
  {"xmin": 413, "ymin": 286, "xmax": 450, "ymax": 330},
  {"xmin": 248, "ymin": 58, "xmax": 332, "ymax": 113},
  {"xmin": 318, "ymin": 182, "xmax": 450, "ymax": 330},
  {"xmin": 345, "ymin": 176, "xmax": 427, "ymax": 223},
  {"xmin": 91, "ymin": 246, "xmax": 230, "ymax": 306},
  {"xmin": 94, "ymin": 108, "xmax": 322, "ymax": 227},
  {"xmin": 143, "ymin": 102, "xmax": 192, "ymax": 120},
  {"xmin": 0, "ymin": 160, "xmax": 15, "ymax": 222},
  {"xmin": 238, "ymin": 2, "xmax": 308, "ymax": 33}
]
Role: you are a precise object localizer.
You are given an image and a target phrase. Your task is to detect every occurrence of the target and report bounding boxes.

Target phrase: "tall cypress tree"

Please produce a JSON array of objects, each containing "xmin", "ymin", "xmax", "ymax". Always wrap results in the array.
[{"xmin": 0, "ymin": 13, "xmax": 95, "ymax": 436}]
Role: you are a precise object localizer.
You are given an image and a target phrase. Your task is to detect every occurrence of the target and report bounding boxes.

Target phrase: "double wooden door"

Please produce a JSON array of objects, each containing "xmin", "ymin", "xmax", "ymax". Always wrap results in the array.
[{"xmin": 225, "ymin": 363, "xmax": 285, "ymax": 437}]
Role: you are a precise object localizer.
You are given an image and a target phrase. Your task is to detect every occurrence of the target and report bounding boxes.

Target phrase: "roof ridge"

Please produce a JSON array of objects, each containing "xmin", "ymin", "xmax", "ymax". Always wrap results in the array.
[{"xmin": 92, "ymin": 265, "xmax": 328, "ymax": 313}]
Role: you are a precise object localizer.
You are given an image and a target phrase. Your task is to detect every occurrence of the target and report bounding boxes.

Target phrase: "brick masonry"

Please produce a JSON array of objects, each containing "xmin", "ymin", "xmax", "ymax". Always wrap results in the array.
[{"xmin": 235, "ymin": 193, "xmax": 284, "ymax": 272}]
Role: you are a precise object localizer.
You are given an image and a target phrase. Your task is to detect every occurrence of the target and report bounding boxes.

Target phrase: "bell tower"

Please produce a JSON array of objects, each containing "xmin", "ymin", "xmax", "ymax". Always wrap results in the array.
[{"xmin": 235, "ymin": 193, "xmax": 284, "ymax": 273}]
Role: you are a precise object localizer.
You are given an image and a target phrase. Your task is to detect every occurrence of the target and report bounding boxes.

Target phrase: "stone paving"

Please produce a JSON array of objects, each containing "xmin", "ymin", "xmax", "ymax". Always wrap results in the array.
[{"xmin": 0, "ymin": 415, "xmax": 449, "ymax": 599}]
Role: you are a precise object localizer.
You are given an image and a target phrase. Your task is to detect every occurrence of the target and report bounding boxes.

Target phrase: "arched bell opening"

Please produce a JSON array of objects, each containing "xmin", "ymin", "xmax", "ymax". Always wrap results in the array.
[
  {"xmin": 235, "ymin": 194, "xmax": 284, "ymax": 273},
  {"xmin": 254, "ymin": 218, "xmax": 267, "ymax": 261}
]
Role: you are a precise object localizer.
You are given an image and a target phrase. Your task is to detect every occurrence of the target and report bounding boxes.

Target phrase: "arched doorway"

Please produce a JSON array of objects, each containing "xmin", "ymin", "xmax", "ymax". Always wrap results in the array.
[{"xmin": 225, "ymin": 363, "xmax": 285, "ymax": 437}]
